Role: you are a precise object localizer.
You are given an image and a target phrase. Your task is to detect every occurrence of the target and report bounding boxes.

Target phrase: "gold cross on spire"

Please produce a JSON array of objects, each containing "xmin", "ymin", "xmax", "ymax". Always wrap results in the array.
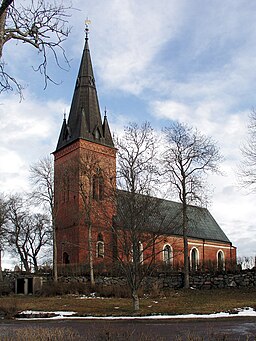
[{"xmin": 85, "ymin": 18, "xmax": 91, "ymax": 40}]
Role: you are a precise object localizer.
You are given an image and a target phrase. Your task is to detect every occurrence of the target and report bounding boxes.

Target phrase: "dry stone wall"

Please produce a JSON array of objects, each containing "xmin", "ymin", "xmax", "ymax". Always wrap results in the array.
[{"xmin": 92, "ymin": 270, "xmax": 256, "ymax": 290}]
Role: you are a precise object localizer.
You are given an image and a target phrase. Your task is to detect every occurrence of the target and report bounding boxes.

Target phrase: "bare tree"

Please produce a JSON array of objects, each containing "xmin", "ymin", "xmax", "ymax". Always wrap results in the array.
[
  {"xmin": 29, "ymin": 156, "xmax": 57, "ymax": 280},
  {"xmin": 0, "ymin": 0, "xmax": 72, "ymax": 96},
  {"xmin": 5, "ymin": 194, "xmax": 51, "ymax": 272},
  {"xmin": 113, "ymin": 122, "xmax": 165, "ymax": 311},
  {"xmin": 0, "ymin": 194, "xmax": 7, "ymax": 280},
  {"xmin": 162, "ymin": 122, "xmax": 222, "ymax": 289},
  {"xmin": 239, "ymin": 110, "xmax": 256, "ymax": 192}
]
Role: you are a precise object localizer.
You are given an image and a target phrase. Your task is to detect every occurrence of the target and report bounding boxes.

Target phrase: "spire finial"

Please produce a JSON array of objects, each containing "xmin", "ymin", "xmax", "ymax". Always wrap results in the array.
[
  {"xmin": 104, "ymin": 106, "xmax": 107, "ymax": 117},
  {"xmin": 85, "ymin": 18, "xmax": 91, "ymax": 41},
  {"xmin": 63, "ymin": 111, "xmax": 66, "ymax": 120}
]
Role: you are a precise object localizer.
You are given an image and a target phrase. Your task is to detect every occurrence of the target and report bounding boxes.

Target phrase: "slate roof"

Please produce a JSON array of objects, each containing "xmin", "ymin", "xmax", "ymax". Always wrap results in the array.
[
  {"xmin": 115, "ymin": 190, "xmax": 231, "ymax": 244},
  {"xmin": 55, "ymin": 36, "xmax": 114, "ymax": 152}
]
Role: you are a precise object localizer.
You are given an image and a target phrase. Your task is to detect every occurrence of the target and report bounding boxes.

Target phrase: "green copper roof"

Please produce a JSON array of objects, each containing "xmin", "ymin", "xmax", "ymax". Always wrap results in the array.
[{"xmin": 115, "ymin": 190, "xmax": 231, "ymax": 244}]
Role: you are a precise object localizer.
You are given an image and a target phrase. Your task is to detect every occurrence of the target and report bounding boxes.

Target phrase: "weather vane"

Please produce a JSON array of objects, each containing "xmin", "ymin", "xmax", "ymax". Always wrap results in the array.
[{"xmin": 85, "ymin": 18, "xmax": 91, "ymax": 40}]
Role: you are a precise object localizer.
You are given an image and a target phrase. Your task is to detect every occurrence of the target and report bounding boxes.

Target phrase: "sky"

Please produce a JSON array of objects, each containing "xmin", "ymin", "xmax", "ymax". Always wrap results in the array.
[{"xmin": 1, "ymin": 0, "xmax": 256, "ymax": 268}]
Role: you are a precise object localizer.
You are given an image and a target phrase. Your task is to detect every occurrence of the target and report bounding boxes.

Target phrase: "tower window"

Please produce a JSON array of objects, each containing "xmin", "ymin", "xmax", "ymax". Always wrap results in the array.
[
  {"xmin": 63, "ymin": 252, "xmax": 70, "ymax": 264},
  {"xmin": 62, "ymin": 176, "xmax": 70, "ymax": 203},
  {"xmin": 92, "ymin": 175, "xmax": 104, "ymax": 200}
]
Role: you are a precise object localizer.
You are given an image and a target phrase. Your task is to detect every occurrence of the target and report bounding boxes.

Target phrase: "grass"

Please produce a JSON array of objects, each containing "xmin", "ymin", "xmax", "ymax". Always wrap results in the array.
[
  {"xmin": 0, "ymin": 327, "xmax": 80, "ymax": 341},
  {"xmin": 0, "ymin": 288, "xmax": 256, "ymax": 317}
]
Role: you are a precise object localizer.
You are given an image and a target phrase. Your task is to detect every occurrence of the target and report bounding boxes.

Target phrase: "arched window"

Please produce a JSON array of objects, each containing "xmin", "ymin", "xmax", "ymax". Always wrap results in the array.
[
  {"xmin": 62, "ymin": 176, "xmax": 70, "ymax": 203},
  {"xmin": 163, "ymin": 244, "xmax": 173, "ymax": 266},
  {"xmin": 217, "ymin": 250, "xmax": 225, "ymax": 271},
  {"xmin": 139, "ymin": 241, "xmax": 143, "ymax": 264},
  {"xmin": 99, "ymin": 176, "xmax": 104, "ymax": 200},
  {"xmin": 190, "ymin": 247, "xmax": 199, "ymax": 271},
  {"xmin": 96, "ymin": 233, "xmax": 104, "ymax": 258},
  {"xmin": 93, "ymin": 175, "xmax": 98, "ymax": 200},
  {"xmin": 92, "ymin": 175, "xmax": 104, "ymax": 200},
  {"xmin": 63, "ymin": 252, "xmax": 70, "ymax": 264}
]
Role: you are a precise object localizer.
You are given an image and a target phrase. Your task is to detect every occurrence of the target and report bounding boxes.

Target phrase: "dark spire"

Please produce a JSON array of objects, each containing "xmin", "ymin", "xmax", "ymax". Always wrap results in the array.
[
  {"xmin": 102, "ymin": 108, "xmax": 114, "ymax": 146},
  {"xmin": 55, "ymin": 22, "xmax": 114, "ymax": 151}
]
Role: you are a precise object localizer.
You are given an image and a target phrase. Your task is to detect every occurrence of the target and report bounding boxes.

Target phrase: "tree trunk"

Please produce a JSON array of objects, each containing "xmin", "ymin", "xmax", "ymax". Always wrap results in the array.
[
  {"xmin": 132, "ymin": 290, "xmax": 140, "ymax": 311},
  {"xmin": 33, "ymin": 257, "xmax": 38, "ymax": 273},
  {"xmin": 52, "ymin": 217, "xmax": 58, "ymax": 282},
  {"xmin": 88, "ymin": 223, "xmax": 95, "ymax": 289},
  {"xmin": 183, "ymin": 232, "xmax": 189, "ymax": 288},
  {"xmin": 21, "ymin": 257, "xmax": 30, "ymax": 272},
  {"xmin": 0, "ymin": 6, "xmax": 7, "ymax": 59},
  {"xmin": 182, "ymin": 185, "xmax": 190, "ymax": 289},
  {"xmin": 0, "ymin": 250, "xmax": 3, "ymax": 282}
]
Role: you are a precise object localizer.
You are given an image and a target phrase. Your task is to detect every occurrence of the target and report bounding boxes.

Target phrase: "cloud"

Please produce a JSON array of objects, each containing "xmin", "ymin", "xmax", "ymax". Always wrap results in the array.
[
  {"xmin": 67, "ymin": 0, "xmax": 188, "ymax": 95},
  {"xmin": 0, "ymin": 93, "xmax": 68, "ymax": 192}
]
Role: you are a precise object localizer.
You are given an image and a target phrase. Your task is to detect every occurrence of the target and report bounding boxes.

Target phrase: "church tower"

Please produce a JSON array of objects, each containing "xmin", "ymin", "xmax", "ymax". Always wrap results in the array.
[{"xmin": 53, "ymin": 24, "xmax": 116, "ymax": 268}]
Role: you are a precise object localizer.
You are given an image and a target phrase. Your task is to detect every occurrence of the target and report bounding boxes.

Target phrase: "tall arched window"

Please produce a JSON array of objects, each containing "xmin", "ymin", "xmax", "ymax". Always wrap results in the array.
[
  {"xmin": 62, "ymin": 176, "xmax": 70, "ymax": 203},
  {"xmin": 139, "ymin": 241, "xmax": 143, "ymax": 264},
  {"xmin": 63, "ymin": 252, "xmax": 70, "ymax": 264},
  {"xmin": 217, "ymin": 250, "xmax": 225, "ymax": 271},
  {"xmin": 92, "ymin": 175, "xmax": 104, "ymax": 200},
  {"xmin": 190, "ymin": 247, "xmax": 199, "ymax": 271},
  {"xmin": 99, "ymin": 176, "xmax": 104, "ymax": 200},
  {"xmin": 92, "ymin": 175, "xmax": 98, "ymax": 200},
  {"xmin": 96, "ymin": 233, "xmax": 104, "ymax": 258},
  {"xmin": 163, "ymin": 244, "xmax": 173, "ymax": 266}
]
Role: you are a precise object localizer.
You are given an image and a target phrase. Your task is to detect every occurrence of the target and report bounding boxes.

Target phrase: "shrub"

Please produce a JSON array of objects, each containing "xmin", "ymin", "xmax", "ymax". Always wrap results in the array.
[
  {"xmin": 0, "ymin": 298, "xmax": 20, "ymax": 319},
  {"xmin": 94, "ymin": 283, "xmax": 130, "ymax": 298},
  {"xmin": 0, "ymin": 281, "xmax": 12, "ymax": 296},
  {"xmin": 38, "ymin": 280, "xmax": 90, "ymax": 296}
]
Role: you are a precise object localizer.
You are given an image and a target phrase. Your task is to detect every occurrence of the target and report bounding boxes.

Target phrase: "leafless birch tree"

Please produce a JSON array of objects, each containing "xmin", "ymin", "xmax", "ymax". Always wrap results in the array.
[
  {"xmin": 29, "ymin": 156, "xmax": 57, "ymax": 280},
  {"xmin": 162, "ymin": 122, "xmax": 222, "ymax": 289},
  {"xmin": 113, "ymin": 122, "xmax": 166, "ymax": 311}
]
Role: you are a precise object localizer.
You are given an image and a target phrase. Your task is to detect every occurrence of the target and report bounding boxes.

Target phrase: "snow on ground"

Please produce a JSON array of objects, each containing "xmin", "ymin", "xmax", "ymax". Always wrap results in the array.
[{"xmin": 16, "ymin": 307, "xmax": 256, "ymax": 320}]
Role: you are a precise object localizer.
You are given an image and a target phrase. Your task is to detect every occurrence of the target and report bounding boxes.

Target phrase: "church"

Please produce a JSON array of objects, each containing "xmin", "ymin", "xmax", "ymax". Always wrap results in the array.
[{"xmin": 53, "ymin": 27, "xmax": 236, "ymax": 273}]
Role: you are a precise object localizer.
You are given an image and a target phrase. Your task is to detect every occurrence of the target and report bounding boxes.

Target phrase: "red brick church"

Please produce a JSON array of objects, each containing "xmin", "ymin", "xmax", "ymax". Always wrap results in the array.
[{"xmin": 53, "ymin": 29, "xmax": 236, "ymax": 273}]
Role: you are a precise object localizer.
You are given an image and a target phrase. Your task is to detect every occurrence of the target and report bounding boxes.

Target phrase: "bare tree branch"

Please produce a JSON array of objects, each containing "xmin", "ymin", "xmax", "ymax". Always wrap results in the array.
[
  {"xmin": 0, "ymin": 0, "xmax": 72, "ymax": 97},
  {"xmin": 162, "ymin": 121, "xmax": 222, "ymax": 288},
  {"xmin": 239, "ymin": 109, "xmax": 256, "ymax": 192}
]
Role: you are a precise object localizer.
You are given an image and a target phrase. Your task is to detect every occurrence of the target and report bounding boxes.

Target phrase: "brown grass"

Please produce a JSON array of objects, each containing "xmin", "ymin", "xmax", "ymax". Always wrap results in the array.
[{"xmin": 0, "ymin": 287, "xmax": 256, "ymax": 318}]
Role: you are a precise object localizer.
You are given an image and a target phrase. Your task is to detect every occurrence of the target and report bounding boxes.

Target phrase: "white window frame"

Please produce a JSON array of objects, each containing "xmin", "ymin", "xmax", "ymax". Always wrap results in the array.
[
  {"xmin": 217, "ymin": 249, "xmax": 225, "ymax": 270},
  {"xmin": 96, "ymin": 241, "xmax": 104, "ymax": 258},
  {"xmin": 163, "ymin": 244, "xmax": 173, "ymax": 266},
  {"xmin": 190, "ymin": 247, "xmax": 199, "ymax": 271}
]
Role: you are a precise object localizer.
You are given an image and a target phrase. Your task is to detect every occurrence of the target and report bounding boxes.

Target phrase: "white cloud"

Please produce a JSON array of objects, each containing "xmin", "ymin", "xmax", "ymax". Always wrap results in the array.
[{"xmin": 0, "ymin": 93, "xmax": 67, "ymax": 192}]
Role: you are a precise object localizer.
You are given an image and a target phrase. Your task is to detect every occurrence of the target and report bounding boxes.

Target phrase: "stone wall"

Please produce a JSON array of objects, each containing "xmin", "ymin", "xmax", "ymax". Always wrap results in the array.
[
  {"xmin": 58, "ymin": 270, "xmax": 256, "ymax": 290},
  {"xmin": 2, "ymin": 270, "xmax": 256, "ymax": 294}
]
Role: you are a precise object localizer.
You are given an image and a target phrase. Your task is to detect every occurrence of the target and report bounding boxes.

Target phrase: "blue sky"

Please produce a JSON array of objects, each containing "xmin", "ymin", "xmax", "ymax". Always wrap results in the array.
[{"xmin": 1, "ymin": 0, "xmax": 256, "ymax": 267}]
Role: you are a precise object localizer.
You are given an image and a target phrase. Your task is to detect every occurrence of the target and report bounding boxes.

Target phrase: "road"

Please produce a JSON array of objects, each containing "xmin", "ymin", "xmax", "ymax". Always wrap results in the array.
[{"xmin": 0, "ymin": 317, "xmax": 256, "ymax": 340}]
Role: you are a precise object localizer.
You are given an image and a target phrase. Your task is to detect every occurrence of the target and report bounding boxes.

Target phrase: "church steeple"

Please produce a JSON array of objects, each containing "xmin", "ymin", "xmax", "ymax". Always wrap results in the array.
[{"xmin": 56, "ymin": 23, "xmax": 114, "ymax": 151}]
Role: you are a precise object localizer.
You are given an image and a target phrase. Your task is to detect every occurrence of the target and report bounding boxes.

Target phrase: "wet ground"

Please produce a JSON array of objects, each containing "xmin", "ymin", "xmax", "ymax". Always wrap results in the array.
[{"xmin": 0, "ymin": 316, "xmax": 256, "ymax": 340}]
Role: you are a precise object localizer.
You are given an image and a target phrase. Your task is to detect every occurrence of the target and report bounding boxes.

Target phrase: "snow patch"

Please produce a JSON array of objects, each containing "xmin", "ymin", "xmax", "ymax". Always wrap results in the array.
[{"xmin": 16, "ymin": 307, "xmax": 256, "ymax": 320}]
